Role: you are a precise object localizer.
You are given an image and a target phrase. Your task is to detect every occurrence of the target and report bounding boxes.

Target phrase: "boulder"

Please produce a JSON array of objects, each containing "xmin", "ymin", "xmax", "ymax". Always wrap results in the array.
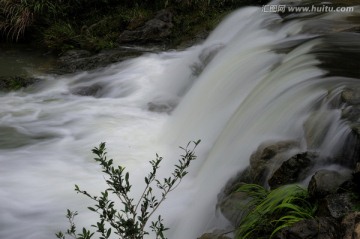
[
  {"xmin": 268, "ymin": 152, "xmax": 316, "ymax": 189},
  {"xmin": 341, "ymin": 212, "xmax": 360, "ymax": 239},
  {"xmin": 119, "ymin": 10, "xmax": 173, "ymax": 44},
  {"xmin": 275, "ymin": 217, "xmax": 340, "ymax": 239},
  {"xmin": 218, "ymin": 190, "xmax": 252, "ymax": 226},
  {"xmin": 249, "ymin": 140, "xmax": 299, "ymax": 185},
  {"xmin": 308, "ymin": 169, "xmax": 352, "ymax": 199},
  {"xmin": 317, "ymin": 193, "xmax": 355, "ymax": 219}
]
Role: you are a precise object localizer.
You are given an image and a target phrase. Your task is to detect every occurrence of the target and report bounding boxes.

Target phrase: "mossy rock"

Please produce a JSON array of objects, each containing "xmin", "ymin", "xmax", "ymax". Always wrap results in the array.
[{"xmin": 0, "ymin": 76, "xmax": 40, "ymax": 92}]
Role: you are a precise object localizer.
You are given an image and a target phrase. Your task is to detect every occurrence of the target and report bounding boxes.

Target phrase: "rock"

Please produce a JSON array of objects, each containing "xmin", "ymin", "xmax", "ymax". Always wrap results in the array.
[
  {"xmin": 197, "ymin": 231, "xmax": 231, "ymax": 239},
  {"xmin": 71, "ymin": 84, "xmax": 103, "ymax": 97},
  {"xmin": 276, "ymin": 217, "xmax": 340, "ymax": 239},
  {"xmin": 249, "ymin": 140, "xmax": 299, "ymax": 185},
  {"xmin": 55, "ymin": 48, "xmax": 144, "ymax": 74},
  {"xmin": 0, "ymin": 76, "xmax": 41, "ymax": 92},
  {"xmin": 218, "ymin": 190, "xmax": 252, "ymax": 226},
  {"xmin": 341, "ymin": 88, "xmax": 360, "ymax": 105},
  {"xmin": 191, "ymin": 44, "xmax": 224, "ymax": 77},
  {"xmin": 317, "ymin": 193, "xmax": 355, "ymax": 219},
  {"xmin": 268, "ymin": 152, "xmax": 316, "ymax": 189},
  {"xmin": 119, "ymin": 9, "xmax": 173, "ymax": 44},
  {"xmin": 342, "ymin": 212, "xmax": 360, "ymax": 239},
  {"xmin": 58, "ymin": 50, "xmax": 92, "ymax": 62},
  {"xmin": 308, "ymin": 169, "xmax": 352, "ymax": 199},
  {"xmin": 147, "ymin": 97, "xmax": 178, "ymax": 113}
]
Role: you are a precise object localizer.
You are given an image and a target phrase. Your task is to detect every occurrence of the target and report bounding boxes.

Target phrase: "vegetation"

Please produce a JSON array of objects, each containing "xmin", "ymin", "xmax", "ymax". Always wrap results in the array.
[
  {"xmin": 0, "ymin": 0, "xmax": 268, "ymax": 53},
  {"xmin": 56, "ymin": 140, "xmax": 200, "ymax": 239},
  {"xmin": 235, "ymin": 184, "xmax": 316, "ymax": 239}
]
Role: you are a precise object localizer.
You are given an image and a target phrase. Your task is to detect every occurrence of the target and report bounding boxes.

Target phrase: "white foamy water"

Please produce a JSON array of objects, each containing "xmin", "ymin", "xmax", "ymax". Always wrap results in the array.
[{"xmin": 1, "ymin": 5, "xmax": 359, "ymax": 239}]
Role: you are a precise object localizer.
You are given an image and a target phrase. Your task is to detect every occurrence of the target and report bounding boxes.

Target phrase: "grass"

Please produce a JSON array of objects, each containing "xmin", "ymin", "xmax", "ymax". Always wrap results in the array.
[{"xmin": 235, "ymin": 184, "xmax": 316, "ymax": 239}]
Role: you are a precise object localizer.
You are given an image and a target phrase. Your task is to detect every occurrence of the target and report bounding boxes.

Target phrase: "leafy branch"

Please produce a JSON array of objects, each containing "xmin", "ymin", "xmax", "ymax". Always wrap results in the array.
[{"xmin": 56, "ymin": 140, "xmax": 200, "ymax": 239}]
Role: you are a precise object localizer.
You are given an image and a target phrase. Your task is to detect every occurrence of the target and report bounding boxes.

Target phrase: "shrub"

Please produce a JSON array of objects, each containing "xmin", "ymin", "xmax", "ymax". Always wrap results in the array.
[{"xmin": 56, "ymin": 140, "xmax": 201, "ymax": 239}]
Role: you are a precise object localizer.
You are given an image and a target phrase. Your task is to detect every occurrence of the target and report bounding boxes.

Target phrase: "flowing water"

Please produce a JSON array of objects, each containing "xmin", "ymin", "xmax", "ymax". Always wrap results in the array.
[{"xmin": 1, "ymin": 4, "xmax": 360, "ymax": 239}]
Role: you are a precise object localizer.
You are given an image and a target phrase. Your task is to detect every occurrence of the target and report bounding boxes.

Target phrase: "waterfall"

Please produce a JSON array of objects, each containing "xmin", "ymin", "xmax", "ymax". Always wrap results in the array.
[{"xmin": 0, "ymin": 4, "xmax": 359, "ymax": 239}]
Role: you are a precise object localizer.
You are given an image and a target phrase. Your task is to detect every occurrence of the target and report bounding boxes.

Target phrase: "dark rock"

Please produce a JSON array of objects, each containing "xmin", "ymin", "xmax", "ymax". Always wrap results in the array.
[
  {"xmin": 55, "ymin": 48, "xmax": 144, "ymax": 74},
  {"xmin": 353, "ymin": 163, "xmax": 360, "ymax": 190},
  {"xmin": 249, "ymin": 140, "xmax": 299, "ymax": 185},
  {"xmin": 119, "ymin": 10, "xmax": 173, "ymax": 44},
  {"xmin": 191, "ymin": 44, "xmax": 224, "ymax": 77},
  {"xmin": 341, "ymin": 212, "xmax": 360, "ymax": 239},
  {"xmin": 71, "ymin": 84, "xmax": 103, "ymax": 97},
  {"xmin": 58, "ymin": 50, "xmax": 92, "ymax": 62},
  {"xmin": 317, "ymin": 193, "xmax": 355, "ymax": 218},
  {"xmin": 308, "ymin": 169, "xmax": 352, "ymax": 199},
  {"xmin": 276, "ymin": 217, "xmax": 340, "ymax": 239},
  {"xmin": 0, "ymin": 76, "xmax": 41, "ymax": 92},
  {"xmin": 268, "ymin": 152, "xmax": 316, "ymax": 189}
]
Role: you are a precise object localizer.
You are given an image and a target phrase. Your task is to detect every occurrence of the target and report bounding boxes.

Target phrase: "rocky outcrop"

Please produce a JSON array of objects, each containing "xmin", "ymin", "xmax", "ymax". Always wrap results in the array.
[{"xmin": 119, "ymin": 10, "xmax": 173, "ymax": 44}]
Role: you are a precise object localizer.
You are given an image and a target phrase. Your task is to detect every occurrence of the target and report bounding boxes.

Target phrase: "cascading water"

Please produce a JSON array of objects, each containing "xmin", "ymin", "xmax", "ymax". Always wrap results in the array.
[{"xmin": 1, "ymin": 3, "xmax": 359, "ymax": 239}]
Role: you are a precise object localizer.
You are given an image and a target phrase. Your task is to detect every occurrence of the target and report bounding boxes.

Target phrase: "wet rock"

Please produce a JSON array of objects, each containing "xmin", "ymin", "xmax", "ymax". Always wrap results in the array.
[
  {"xmin": 119, "ymin": 10, "xmax": 173, "ymax": 44},
  {"xmin": 308, "ymin": 169, "xmax": 352, "ymax": 199},
  {"xmin": 147, "ymin": 100, "xmax": 177, "ymax": 113},
  {"xmin": 268, "ymin": 152, "xmax": 317, "ymax": 189},
  {"xmin": 276, "ymin": 217, "xmax": 340, "ymax": 239},
  {"xmin": 342, "ymin": 212, "xmax": 360, "ymax": 239},
  {"xmin": 218, "ymin": 190, "xmax": 251, "ymax": 226},
  {"xmin": 55, "ymin": 48, "xmax": 144, "ymax": 74},
  {"xmin": 0, "ymin": 76, "xmax": 41, "ymax": 92},
  {"xmin": 197, "ymin": 231, "xmax": 231, "ymax": 239},
  {"xmin": 71, "ymin": 84, "xmax": 103, "ymax": 97},
  {"xmin": 249, "ymin": 140, "xmax": 299, "ymax": 185},
  {"xmin": 191, "ymin": 44, "xmax": 224, "ymax": 77},
  {"xmin": 317, "ymin": 193, "xmax": 355, "ymax": 219},
  {"xmin": 341, "ymin": 88, "xmax": 360, "ymax": 105}
]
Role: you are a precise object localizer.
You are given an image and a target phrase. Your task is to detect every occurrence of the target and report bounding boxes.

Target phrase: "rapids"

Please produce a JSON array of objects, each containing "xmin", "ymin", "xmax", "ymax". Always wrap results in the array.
[{"xmin": 0, "ymin": 3, "xmax": 359, "ymax": 239}]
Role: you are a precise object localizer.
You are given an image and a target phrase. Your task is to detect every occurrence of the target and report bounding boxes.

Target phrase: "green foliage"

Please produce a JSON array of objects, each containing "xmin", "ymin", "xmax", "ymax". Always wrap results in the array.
[
  {"xmin": 56, "ymin": 140, "xmax": 201, "ymax": 239},
  {"xmin": 235, "ymin": 184, "xmax": 316, "ymax": 239}
]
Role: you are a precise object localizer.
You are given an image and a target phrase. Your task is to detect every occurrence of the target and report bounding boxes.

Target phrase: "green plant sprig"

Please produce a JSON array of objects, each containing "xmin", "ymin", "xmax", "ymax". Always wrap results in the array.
[{"xmin": 56, "ymin": 140, "xmax": 200, "ymax": 239}]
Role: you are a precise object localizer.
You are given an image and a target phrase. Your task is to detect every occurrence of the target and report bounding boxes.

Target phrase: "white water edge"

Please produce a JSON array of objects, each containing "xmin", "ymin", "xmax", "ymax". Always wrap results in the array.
[{"xmin": 0, "ymin": 6, "xmax": 359, "ymax": 239}]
